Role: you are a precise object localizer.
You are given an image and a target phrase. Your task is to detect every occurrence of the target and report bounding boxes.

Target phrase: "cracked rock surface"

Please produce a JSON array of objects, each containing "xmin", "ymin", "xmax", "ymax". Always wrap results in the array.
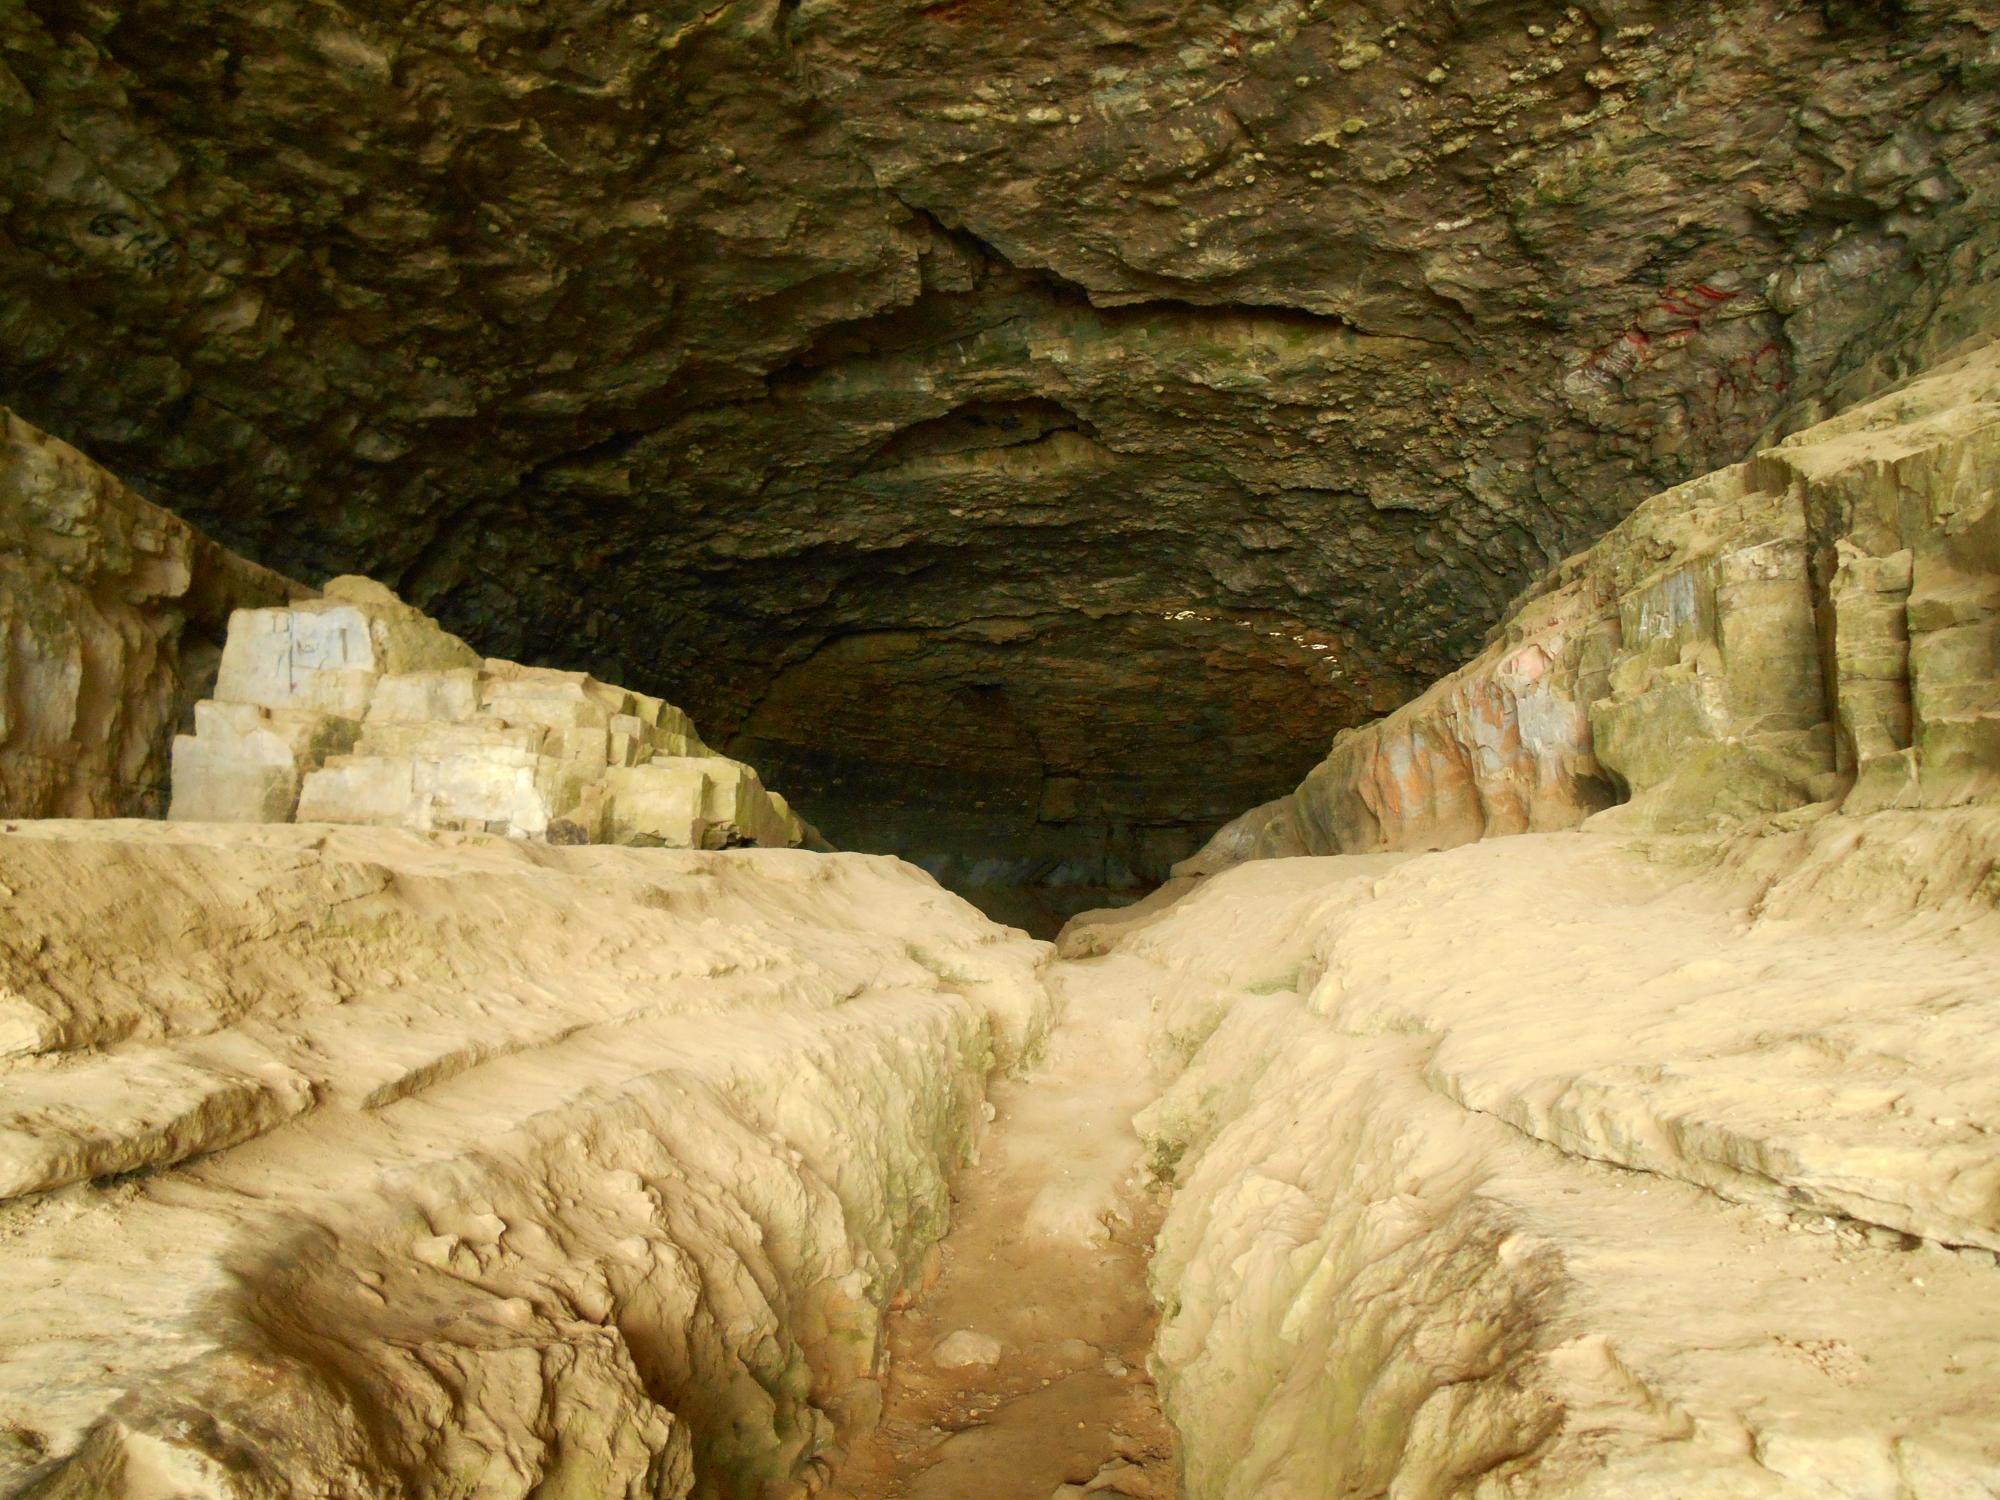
[
  {"xmin": 1071, "ymin": 814, "xmax": 2000, "ymax": 1496},
  {"xmin": 0, "ymin": 821, "xmax": 1052, "ymax": 1496},
  {"xmin": 5, "ymin": 1, "xmax": 2000, "ymax": 913}
]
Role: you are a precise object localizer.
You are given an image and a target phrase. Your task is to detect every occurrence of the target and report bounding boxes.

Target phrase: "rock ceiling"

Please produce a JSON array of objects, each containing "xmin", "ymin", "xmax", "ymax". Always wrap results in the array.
[{"xmin": 3, "ymin": 0, "xmax": 1997, "ymax": 892}]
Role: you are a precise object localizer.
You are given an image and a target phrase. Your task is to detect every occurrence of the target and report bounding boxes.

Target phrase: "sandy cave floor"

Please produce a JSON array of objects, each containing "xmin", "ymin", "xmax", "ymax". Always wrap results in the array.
[
  {"xmin": 3, "ymin": 815, "xmax": 1999, "ymax": 1496},
  {"xmin": 825, "ymin": 961, "xmax": 1179, "ymax": 1500}
]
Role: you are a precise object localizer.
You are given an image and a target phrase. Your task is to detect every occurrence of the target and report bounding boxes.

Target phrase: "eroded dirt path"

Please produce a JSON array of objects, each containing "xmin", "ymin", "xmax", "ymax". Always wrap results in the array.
[{"xmin": 827, "ymin": 958, "xmax": 1178, "ymax": 1500}]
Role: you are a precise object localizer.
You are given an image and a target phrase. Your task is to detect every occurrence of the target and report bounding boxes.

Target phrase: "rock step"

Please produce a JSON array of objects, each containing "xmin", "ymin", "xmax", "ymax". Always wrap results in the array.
[
  {"xmin": 0, "ymin": 822, "xmax": 1054, "ymax": 1497},
  {"xmin": 1107, "ymin": 827, "xmax": 2000, "ymax": 1496}
]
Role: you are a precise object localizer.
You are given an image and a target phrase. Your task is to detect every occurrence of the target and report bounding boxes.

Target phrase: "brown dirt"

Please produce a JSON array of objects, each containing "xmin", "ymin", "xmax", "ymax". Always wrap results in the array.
[{"xmin": 826, "ymin": 963, "xmax": 1179, "ymax": 1500}]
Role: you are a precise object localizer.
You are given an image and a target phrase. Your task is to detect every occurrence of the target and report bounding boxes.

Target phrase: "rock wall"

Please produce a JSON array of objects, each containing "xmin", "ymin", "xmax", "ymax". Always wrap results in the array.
[
  {"xmin": 0, "ymin": 407, "xmax": 303, "ymax": 818},
  {"xmin": 171, "ymin": 576, "xmax": 812, "ymax": 851},
  {"xmin": 1078, "ymin": 813, "xmax": 2000, "ymax": 1497},
  {"xmin": 0, "ymin": 821, "xmax": 1052, "ymax": 1497},
  {"xmin": 1185, "ymin": 331, "xmax": 2000, "ymax": 869}
]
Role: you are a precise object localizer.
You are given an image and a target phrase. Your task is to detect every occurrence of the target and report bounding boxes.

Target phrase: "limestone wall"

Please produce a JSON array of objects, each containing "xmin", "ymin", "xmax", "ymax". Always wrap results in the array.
[
  {"xmin": 0, "ymin": 397, "xmax": 808, "ymax": 852},
  {"xmin": 171, "ymin": 577, "xmax": 811, "ymax": 851},
  {"xmin": 0, "ymin": 409, "xmax": 304, "ymax": 818},
  {"xmin": 1184, "ymin": 335, "xmax": 2000, "ymax": 871}
]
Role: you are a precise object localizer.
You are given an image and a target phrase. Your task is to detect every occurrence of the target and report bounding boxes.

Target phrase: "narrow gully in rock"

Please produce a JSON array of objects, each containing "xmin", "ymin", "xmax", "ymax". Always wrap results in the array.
[
  {"xmin": 3, "ymin": 36, "xmax": 2000, "ymax": 1479},
  {"xmin": 826, "ymin": 961, "xmax": 1178, "ymax": 1500}
]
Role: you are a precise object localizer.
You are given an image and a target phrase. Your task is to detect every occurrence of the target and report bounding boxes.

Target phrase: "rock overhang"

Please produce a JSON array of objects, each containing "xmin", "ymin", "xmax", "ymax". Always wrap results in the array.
[{"xmin": 3, "ymin": 0, "xmax": 1997, "ymax": 914}]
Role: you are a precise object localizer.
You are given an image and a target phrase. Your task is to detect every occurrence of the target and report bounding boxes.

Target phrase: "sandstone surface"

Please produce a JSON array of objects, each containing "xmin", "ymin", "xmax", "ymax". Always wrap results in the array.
[
  {"xmin": 1072, "ymin": 812, "xmax": 2000, "ymax": 1496},
  {"xmin": 1185, "ymin": 328, "xmax": 2000, "ymax": 869},
  {"xmin": 6, "ymin": 1, "xmax": 2000, "ymax": 897},
  {"xmin": 822, "ymin": 900, "xmax": 1179, "ymax": 1500},
  {"xmin": 0, "ymin": 407, "xmax": 303, "ymax": 819},
  {"xmin": 0, "ymin": 819, "xmax": 1051, "ymax": 1497}
]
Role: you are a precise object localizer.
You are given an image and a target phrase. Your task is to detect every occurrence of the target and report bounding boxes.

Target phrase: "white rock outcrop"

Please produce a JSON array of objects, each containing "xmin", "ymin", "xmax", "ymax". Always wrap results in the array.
[
  {"xmin": 0, "ymin": 820, "xmax": 1052, "ymax": 1497},
  {"xmin": 171, "ymin": 576, "xmax": 809, "ymax": 850}
]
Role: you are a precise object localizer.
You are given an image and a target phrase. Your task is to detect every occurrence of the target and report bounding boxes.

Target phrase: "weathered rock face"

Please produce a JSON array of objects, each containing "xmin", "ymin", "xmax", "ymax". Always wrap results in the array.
[
  {"xmin": 0, "ymin": 407, "xmax": 302, "ymax": 819},
  {"xmin": 171, "ymin": 574, "xmax": 811, "ymax": 849},
  {"xmin": 1186, "ymin": 328, "xmax": 2000, "ymax": 867},
  {"xmin": 4, "ymin": 0, "xmax": 1999, "ymax": 906},
  {"xmin": 0, "ymin": 821, "xmax": 1052, "ymax": 1497},
  {"xmin": 1089, "ymin": 815, "xmax": 2000, "ymax": 1497}
]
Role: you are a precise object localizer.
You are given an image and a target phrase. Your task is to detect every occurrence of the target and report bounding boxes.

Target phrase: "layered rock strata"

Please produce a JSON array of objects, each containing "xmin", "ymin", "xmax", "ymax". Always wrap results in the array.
[
  {"xmin": 0, "ymin": 820, "xmax": 1051, "ymax": 1497},
  {"xmin": 1187, "ymin": 331, "xmax": 2000, "ymax": 868},
  {"xmin": 0, "ymin": 407, "xmax": 302, "ymax": 819},
  {"xmin": 172, "ymin": 577, "xmax": 809, "ymax": 850},
  {"xmin": 1068, "ymin": 813, "xmax": 2000, "ymax": 1496}
]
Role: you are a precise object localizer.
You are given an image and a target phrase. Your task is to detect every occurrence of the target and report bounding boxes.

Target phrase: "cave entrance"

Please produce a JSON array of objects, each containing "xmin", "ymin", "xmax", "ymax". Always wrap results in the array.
[{"xmin": 727, "ymin": 616, "xmax": 1347, "ymax": 936}]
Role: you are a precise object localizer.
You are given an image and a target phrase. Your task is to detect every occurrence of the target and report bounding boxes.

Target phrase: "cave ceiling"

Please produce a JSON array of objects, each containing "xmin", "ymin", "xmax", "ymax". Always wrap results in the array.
[{"xmin": 3, "ymin": 0, "xmax": 1998, "ymax": 884}]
